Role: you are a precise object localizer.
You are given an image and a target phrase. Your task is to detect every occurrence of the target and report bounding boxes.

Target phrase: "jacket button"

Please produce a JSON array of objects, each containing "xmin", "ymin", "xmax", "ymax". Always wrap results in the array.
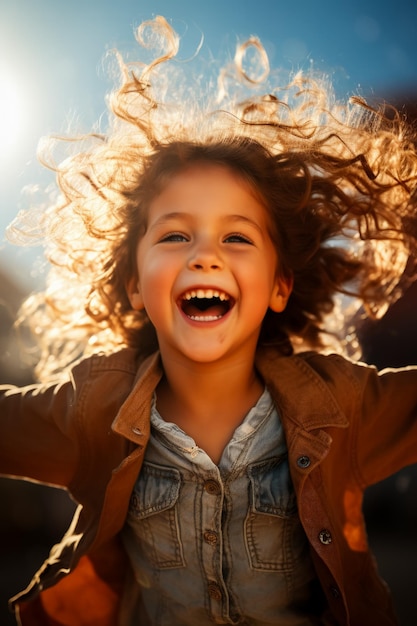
[
  {"xmin": 297, "ymin": 455, "xmax": 311, "ymax": 469},
  {"xmin": 204, "ymin": 480, "xmax": 221, "ymax": 496},
  {"xmin": 330, "ymin": 585, "xmax": 340, "ymax": 599},
  {"xmin": 319, "ymin": 529, "xmax": 333, "ymax": 545},
  {"xmin": 203, "ymin": 530, "xmax": 218, "ymax": 545},
  {"xmin": 208, "ymin": 582, "xmax": 222, "ymax": 600}
]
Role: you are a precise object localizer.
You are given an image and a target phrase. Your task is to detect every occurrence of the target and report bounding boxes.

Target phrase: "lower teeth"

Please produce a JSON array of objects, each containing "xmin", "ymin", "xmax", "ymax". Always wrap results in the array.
[{"xmin": 189, "ymin": 314, "xmax": 222, "ymax": 321}]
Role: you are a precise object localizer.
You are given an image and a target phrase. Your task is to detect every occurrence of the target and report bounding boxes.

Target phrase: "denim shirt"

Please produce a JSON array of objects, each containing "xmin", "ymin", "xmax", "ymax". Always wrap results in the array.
[{"xmin": 122, "ymin": 388, "xmax": 319, "ymax": 625}]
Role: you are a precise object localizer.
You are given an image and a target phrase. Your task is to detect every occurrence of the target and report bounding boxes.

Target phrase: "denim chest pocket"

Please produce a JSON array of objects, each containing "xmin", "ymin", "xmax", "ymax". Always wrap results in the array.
[
  {"xmin": 127, "ymin": 462, "xmax": 185, "ymax": 569},
  {"xmin": 245, "ymin": 456, "xmax": 306, "ymax": 572}
]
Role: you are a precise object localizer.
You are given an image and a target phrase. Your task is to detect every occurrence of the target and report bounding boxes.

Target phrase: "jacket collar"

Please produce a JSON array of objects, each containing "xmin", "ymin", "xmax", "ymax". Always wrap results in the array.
[
  {"xmin": 112, "ymin": 347, "xmax": 349, "ymax": 445},
  {"xmin": 112, "ymin": 351, "xmax": 163, "ymax": 445},
  {"xmin": 255, "ymin": 347, "xmax": 349, "ymax": 431}
]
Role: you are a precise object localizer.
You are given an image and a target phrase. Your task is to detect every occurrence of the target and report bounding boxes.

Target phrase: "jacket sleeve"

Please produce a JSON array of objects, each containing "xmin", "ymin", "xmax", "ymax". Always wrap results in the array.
[
  {"xmin": 336, "ymin": 357, "xmax": 417, "ymax": 487},
  {"xmin": 0, "ymin": 360, "xmax": 92, "ymax": 488}
]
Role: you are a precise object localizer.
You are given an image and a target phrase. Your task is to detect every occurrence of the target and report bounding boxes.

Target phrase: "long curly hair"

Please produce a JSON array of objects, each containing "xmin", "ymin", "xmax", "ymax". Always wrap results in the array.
[{"xmin": 8, "ymin": 16, "xmax": 417, "ymax": 380}]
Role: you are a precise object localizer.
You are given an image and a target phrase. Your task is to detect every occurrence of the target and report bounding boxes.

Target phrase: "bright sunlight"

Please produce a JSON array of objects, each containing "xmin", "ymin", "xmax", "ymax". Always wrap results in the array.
[{"xmin": 0, "ymin": 66, "xmax": 25, "ymax": 157}]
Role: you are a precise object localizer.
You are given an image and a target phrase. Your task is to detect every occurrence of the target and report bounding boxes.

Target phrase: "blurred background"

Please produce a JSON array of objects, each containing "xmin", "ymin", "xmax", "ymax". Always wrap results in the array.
[{"xmin": 1, "ymin": 0, "xmax": 417, "ymax": 624}]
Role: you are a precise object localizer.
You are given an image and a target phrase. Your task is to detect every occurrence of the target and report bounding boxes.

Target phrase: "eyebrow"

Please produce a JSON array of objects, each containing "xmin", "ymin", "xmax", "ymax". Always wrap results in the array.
[
  {"xmin": 149, "ymin": 212, "xmax": 186, "ymax": 226},
  {"xmin": 149, "ymin": 211, "xmax": 265, "ymax": 235},
  {"xmin": 226, "ymin": 214, "xmax": 264, "ymax": 235}
]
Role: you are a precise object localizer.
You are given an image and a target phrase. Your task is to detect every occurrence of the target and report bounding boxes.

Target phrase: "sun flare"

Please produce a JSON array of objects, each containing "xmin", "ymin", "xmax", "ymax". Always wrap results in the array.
[{"xmin": 0, "ymin": 67, "xmax": 25, "ymax": 157}]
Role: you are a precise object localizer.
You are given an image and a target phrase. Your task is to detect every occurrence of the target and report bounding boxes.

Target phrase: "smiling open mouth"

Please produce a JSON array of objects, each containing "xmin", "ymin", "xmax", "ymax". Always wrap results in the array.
[{"xmin": 180, "ymin": 289, "xmax": 233, "ymax": 321}]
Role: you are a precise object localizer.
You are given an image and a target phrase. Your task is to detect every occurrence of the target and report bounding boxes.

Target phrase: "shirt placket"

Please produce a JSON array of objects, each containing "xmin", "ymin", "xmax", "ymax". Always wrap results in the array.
[{"xmin": 199, "ymin": 470, "xmax": 230, "ymax": 623}]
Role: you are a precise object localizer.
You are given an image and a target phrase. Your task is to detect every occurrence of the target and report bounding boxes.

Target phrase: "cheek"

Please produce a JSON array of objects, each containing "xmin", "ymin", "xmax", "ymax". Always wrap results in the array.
[
  {"xmin": 138, "ymin": 254, "xmax": 173, "ymax": 311},
  {"xmin": 244, "ymin": 256, "xmax": 277, "ymax": 292}
]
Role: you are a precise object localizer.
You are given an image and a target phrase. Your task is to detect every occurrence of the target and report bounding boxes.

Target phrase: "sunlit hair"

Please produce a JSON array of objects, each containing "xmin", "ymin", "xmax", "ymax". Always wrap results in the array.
[{"xmin": 8, "ymin": 15, "xmax": 417, "ymax": 380}]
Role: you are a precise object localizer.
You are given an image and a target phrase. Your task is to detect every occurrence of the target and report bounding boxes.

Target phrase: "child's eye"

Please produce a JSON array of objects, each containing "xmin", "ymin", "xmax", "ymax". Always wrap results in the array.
[
  {"xmin": 224, "ymin": 233, "xmax": 253, "ymax": 244},
  {"xmin": 159, "ymin": 232, "xmax": 188, "ymax": 243}
]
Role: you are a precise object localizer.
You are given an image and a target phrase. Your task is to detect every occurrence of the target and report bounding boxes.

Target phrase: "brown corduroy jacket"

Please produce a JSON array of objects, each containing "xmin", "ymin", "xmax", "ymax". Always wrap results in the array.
[{"xmin": 1, "ymin": 346, "xmax": 417, "ymax": 625}]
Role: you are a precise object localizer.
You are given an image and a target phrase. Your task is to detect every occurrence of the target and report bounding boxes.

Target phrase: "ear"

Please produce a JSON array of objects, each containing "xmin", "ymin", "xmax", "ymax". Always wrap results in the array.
[
  {"xmin": 269, "ymin": 274, "xmax": 293, "ymax": 313},
  {"xmin": 126, "ymin": 276, "xmax": 145, "ymax": 311}
]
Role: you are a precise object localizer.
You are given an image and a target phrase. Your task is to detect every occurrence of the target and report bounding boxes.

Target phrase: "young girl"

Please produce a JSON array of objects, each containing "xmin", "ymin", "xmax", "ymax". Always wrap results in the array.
[{"xmin": 2, "ymin": 15, "xmax": 417, "ymax": 626}]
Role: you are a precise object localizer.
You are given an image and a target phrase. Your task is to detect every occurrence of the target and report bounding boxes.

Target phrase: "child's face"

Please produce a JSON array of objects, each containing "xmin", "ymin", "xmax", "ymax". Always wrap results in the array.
[{"xmin": 128, "ymin": 163, "xmax": 291, "ymax": 366}]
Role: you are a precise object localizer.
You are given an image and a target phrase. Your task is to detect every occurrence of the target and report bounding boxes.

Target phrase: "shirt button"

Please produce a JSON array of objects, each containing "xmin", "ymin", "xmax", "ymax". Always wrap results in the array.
[
  {"xmin": 203, "ymin": 530, "xmax": 218, "ymax": 545},
  {"xmin": 297, "ymin": 455, "xmax": 311, "ymax": 468},
  {"xmin": 208, "ymin": 582, "xmax": 222, "ymax": 601},
  {"xmin": 330, "ymin": 585, "xmax": 340, "ymax": 599},
  {"xmin": 319, "ymin": 529, "xmax": 333, "ymax": 545},
  {"xmin": 204, "ymin": 479, "xmax": 221, "ymax": 495}
]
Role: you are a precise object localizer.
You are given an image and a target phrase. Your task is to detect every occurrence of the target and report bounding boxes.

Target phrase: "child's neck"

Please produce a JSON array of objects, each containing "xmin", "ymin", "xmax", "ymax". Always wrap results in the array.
[{"xmin": 155, "ymin": 354, "xmax": 264, "ymax": 464}]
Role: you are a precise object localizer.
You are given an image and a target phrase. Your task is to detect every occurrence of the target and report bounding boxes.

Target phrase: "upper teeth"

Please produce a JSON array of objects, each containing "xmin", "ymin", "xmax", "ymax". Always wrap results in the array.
[{"xmin": 183, "ymin": 289, "xmax": 229, "ymax": 301}]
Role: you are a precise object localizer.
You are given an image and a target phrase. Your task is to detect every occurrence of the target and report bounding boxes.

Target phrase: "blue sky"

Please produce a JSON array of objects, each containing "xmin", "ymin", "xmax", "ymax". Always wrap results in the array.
[{"xmin": 1, "ymin": 0, "xmax": 417, "ymax": 286}]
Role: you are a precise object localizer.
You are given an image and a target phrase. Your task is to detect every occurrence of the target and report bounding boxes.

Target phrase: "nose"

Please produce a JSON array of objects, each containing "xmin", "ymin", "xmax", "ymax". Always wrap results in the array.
[{"xmin": 188, "ymin": 239, "xmax": 223, "ymax": 271}]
